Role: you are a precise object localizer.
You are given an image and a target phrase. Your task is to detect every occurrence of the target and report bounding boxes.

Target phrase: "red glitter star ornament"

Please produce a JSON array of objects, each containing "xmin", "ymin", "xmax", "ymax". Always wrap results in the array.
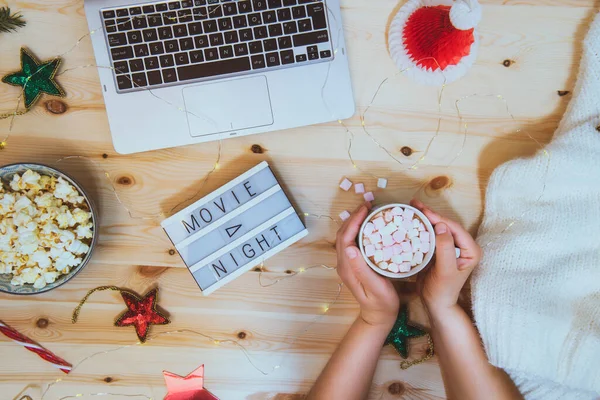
[
  {"xmin": 114, "ymin": 288, "xmax": 170, "ymax": 343},
  {"xmin": 163, "ymin": 364, "xmax": 219, "ymax": 400}
]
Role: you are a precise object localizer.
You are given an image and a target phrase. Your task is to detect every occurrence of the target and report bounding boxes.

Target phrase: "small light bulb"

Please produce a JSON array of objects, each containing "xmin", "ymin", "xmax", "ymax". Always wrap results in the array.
[
  {"xmin": 214, "ymin": 340, "xmax": 220, "ymax": 345},
  {"xmin": 0, "ymin": 141, "xmax": 6, "ymax": 149},
  {"xmin": 323, "ymin": 306, "xmax": 330, "ymax": 312},
  {"xmin": 303, "ymin": 212, "xmax": 309, "ymax": 216},
  {"xmin": 214, "ymin": 162, "xmax": 220, "ymax": 170},
  {"xmin": 298, "ymin": 268, "xmax": 306, "ymax": 273}
]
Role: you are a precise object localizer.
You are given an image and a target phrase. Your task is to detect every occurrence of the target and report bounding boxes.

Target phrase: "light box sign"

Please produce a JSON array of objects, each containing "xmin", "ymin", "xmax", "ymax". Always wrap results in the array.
[{"xmin": 162, "ymin": 162, "xmax": 308, "ymax": 295}]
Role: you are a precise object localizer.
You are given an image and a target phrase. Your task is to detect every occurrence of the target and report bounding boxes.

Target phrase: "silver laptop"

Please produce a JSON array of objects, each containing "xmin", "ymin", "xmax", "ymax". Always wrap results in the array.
[{"xmin": 84, "ymin": 0, "xmax": 354, "ymax": 154}]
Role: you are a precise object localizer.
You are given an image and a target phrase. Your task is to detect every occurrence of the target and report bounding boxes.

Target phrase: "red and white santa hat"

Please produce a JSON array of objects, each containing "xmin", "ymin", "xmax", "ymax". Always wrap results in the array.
[{"xmin": 388, "ymin": 0, "xmax": 482, "ymax": 86}]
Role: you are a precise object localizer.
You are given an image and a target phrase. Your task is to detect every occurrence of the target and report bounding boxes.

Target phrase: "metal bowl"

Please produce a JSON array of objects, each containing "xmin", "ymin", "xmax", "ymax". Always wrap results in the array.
[{"xmin": 0, "ymin": 163, "xmax": 99, "ymax": 295}]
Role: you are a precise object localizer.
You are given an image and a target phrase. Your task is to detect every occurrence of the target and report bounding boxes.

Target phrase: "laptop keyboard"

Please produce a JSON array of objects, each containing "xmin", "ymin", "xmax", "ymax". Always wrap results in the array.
[{"xmin": 101, "ymin": 0, "xmax": 333, "ymax": 92}]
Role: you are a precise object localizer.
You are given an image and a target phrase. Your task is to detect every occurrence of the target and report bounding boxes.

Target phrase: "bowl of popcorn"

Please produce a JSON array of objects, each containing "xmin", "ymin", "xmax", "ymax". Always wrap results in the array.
[
  {"xmin": 0, "ymin": 163, "xmax": 98, "ymax": 294},
  {"xmin": 359, "ymin": 204, "xmax": 434, "ymax": 278}
]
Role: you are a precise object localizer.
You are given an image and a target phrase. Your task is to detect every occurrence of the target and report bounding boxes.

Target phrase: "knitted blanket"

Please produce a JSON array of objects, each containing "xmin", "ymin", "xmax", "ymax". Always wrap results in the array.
[{"xmin": 472, "ymin": 12, "xmax": 600, "ymax": 400}]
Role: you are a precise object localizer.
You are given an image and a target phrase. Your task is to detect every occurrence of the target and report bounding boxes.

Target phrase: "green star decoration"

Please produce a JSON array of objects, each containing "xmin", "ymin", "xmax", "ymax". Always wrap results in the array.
[
  {"xmin": 384, "ymin": 304, "xmax": 427, "ymax": 359},
  {"xmin": 2, "ymin": 47, "xmax": 65, "ymax": 110}
]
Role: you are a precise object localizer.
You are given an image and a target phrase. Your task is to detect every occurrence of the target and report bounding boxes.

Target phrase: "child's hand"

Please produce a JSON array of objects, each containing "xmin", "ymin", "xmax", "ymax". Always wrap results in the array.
[
  {"xmin": 335, "ymin": 203, "xmax": 400, "ymax": 329},
  {"xmin": 410, "ymin": 199, "xmax": 482, "ymax": 315}
]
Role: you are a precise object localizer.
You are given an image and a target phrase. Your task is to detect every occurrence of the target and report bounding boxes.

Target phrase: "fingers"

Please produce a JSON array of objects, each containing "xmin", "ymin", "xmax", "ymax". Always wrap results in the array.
[
  {"xmin": 433, "ymin": 222, "xmax": 458, "ymax": 275},
  {"xmin": 411, "ymin": 199, "xmax": 481, "ymax": 271},
  {"xmin": 337, "ymin": 202, "xmax": 371, "ymax": 246}
]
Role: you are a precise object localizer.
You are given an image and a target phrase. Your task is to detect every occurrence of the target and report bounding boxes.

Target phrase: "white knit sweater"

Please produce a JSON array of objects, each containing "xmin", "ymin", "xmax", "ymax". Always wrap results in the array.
[{"xmin": 472, "ymin": 12, "xmax": 600, "ymax": 400}]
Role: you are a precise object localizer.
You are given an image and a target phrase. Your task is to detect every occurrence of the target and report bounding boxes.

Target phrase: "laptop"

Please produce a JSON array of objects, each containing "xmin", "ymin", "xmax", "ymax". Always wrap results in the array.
[{"xmin": 84, "ymin": 0, "xmax": 355, "ymax": 154}]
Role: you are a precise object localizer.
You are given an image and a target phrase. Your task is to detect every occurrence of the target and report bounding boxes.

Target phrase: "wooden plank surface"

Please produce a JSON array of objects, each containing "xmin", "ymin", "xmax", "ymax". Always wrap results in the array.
[{"xmin": 0, "ymin": 0, "xmax": 594, "ymax": 399}]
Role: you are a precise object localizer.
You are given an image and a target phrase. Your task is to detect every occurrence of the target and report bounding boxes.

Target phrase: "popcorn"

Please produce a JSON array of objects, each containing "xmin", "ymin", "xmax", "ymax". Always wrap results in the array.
[
  {"xmin": 0, "ymin": 170, "xmax": 93, "ymax": 288},
  {"xmin": 361, "ymin": 206, "xmax": 433, "ymax": 275}
]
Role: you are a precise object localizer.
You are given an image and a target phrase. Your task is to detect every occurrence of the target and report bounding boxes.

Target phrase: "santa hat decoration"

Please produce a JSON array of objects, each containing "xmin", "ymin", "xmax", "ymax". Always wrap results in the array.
[{"xmin": 388, "ymin": 0, "xmax": 482, "ymax": 86}]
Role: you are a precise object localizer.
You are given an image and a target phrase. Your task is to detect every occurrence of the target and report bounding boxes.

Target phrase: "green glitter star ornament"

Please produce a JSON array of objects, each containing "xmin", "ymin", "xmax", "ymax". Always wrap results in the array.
[
  {"xmin": 385, "ymin": 303, "xmax": 427, "ymax": 359},
  {"xmin": 2, "ymin": 47, "xmax": 65, "ymax": 110}
]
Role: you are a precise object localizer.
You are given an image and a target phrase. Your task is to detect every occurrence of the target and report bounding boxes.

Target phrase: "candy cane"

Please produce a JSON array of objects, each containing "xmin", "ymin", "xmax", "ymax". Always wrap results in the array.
[{"xmin": 0, "ymin": 320, "xmax": 72, "ymax": 374}]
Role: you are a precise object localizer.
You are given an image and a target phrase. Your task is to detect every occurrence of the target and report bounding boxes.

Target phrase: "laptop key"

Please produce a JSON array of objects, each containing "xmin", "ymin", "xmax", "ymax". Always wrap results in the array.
[
  {"xmin": 249, "ymin": 41, "xmax": 263, "ymax": 53},
  {"xmin": 194, "ymin": 35, "xmax": 209, "ymax": 47},
  {"xmin": 251, "ymin": 54, "xmax": 265, "ymax": 69},
  {"xmin": 143, "ymin": 5, "xmax": 155, "ymax": 13},
  {"xmin": 150, "ymin": 42, "xmax": 165, "ymax": 54},
  {"xmin": 225, "ymin": 30, "xmax": 239, "ymax": 43},
  {"xmin": 129, "ymin": 59, "xmax": 145, "ymax": 72},
  {"xmin": 108, "ymin": 33, "xmax": 127, "ymax": 47},
  {"xmin": 143, "ymin": 28, "xmax": 158, "ymax": 41},
  {"xmin": 203, "ymin": 20, "xmax": 218, "ymax": 32},
  {"xmin": 295, "ymin": 53, "xmax": 307, "ymax": 62},
  {"xmin": 283, "ymin": 0, "xmax": 296, "ymax": 5},
  {"xmin": 292, "ymin": 29, "xmax": 328, "ymax": 46},
  {"xmin": 160, "ymin": 54, "xmax": 175, "ymax": 67},
  {"xmin": 134, "ymin": 44, "xmax": 150, "ymax": 57},
  {"xmin": 277, "ymin": 8, "xmax": 291, "ymax": 21},
  {"xmin": 248, "ymin": 13, "xmax": 262, "ymax": 26},
  {"xmin": 204, "ymin": 48, "xmax": 219, "ymax": 61},
  {"xmin": 127, "ymin": 31, "xmax": 143, "ymax": 44},
  {"xmin": 116, "ymin": 74, "xmax": 133, "ymax": 89},
  {"xmin": 162, "ymin": 68, "xmax": 178, "ymax": 82},
  {"xmin": 130, "ymin": 7, "xmax": 142, "ymax": 15},
  {"xmin": 165, "ymin": 40, "xmax": 180, "ymax": 52},
  {"xmin": 280, "ymin": 49, "xmax": 294, "ymax": 64},
  {"xmin": 268, "ymin": 0, "xmax": 282, "ymax": 8},
  {"xmin": 223, "ymin": 2, "xmax": 237, "ymax": 15},
  {"xmin": 107, "ymin": 25, "xmax": 117, "ymax": 33},
  {"xmin": 207, "ymin": 5, "xmax": 223, "ymax": 17},
  {"xmin": 114, "ymin": 61, "xmax": 129, "ymax": 73},
  {"xmin": 178, "ymin": 9, "xmax": 193, "ymax": 22},
  {"xmin": 265, "ymin": 51, "xmax": 280, "ymax": 66},
  {"xmin": 320, "ymin": 49, "xmax": 331, "ymax": 58},
  {"xmin": 132, "ymin": 72, "xmax": 147, "ymax": 87},
  {"xmin": 163, "ymin": 11, "xmax": 178, "ymax": 24},
  {"xmin": 297, "ymin": 18, "xmax": 311, "ymax": 31},
  {"xmin": 277, "ymin": 35, "xmax": 292, "ymax": 48},
  {"xmin": 103, "ymin": 10, "xmax": 116, "ymax": 19},
  {"xmin": 263, "ymin": 10, "xmax": 276, "ymax": 24},
  {"xmin": 263, "ymin": 38, "xmax": 277, "ymax": 51},
  {"xmin": 254, "ymin": 26, "xmax": 268, "ymax": 38},
  {"xmin": 190, "ymin": 50, "xmax": 205, "ymax": 62},
  {"xmin": 188, "ymin": 22, "xmax": 203, "ymax": 34},
  {"xmin": 239, "ymin": 28, "xmax": 253, "ymax": 41},
  {"xmin": 210, "ymin": 33, "xmax": 224, "ymax": 46},
  {"xmin": 177, "ymin": 57, "xmax": 251, "ymax": 80},
  {"xmin": 182, "ymin": 0, "xmax": 194, "ymax": 7},
  {"xmin": 218, "ymin": 17, "xmax": 233, "ymax": 30},
  {"xmin": 180, "ymin": 37, "xmax": 195, "ymax": 49},
  {"xmin": 292, "ymin": 5, "xmax": 306, "ymax": 18},
  {"xmin": 147, "ymin": 70, "xmax": 163, "ymax": 85},
  {"xmin": 308, "ymin": 51, "xmax": 318, "ymax": 60},
  {"xmin": 219, "ymin": 45, "xmax": 234, "ymax": 58},
  {"xmin": 156, "ymin": 3, "xmax": 169, "ymax": 11},
  {"xmin": 238, "ymin": 1, "xmax": 252, "ymax": 13},
  {"xmin": 234, "ymin": 43, "xmax": 249, "ymax": 56},
  {"xmin": 117, "ymin": 18, "xmax": 133, "ymax": 31},
  {"xmin": 306, "ymin": 3, "xmax": 326, "ymax": 29},
  {"xmin": 193, "ymin": 7, "xmax": 208, "ymax": 20},
  {"xmin": 110, "ymin": 46, "xmax": 134, "ymax": 60},
  {"xmin": 169, "ymin": 1, "xmax": 181, "ymax": 10},
  {"xmin": 174, "ymin": 24, "xmax": 188, "ymax": 37},
  {"xmin": 268, "ymin": 23, "xmax": 282, "ymax": 36},
  {"xmin": 144, "ymin": 56, "xmax": 160, "ymax": 69},
  {"xmin": 307, "ymin": 45, "xmax": 317, "ymax": 53},
  {"xmin": 233, "ymin": 15, "xmax": 248, "ymax": 28},
  {"xmin": 175, "ymin": 52, "xmax": 190, "ymax": 65},
  {"xmin": 116, "ymin": 8, "xmax": 129, "ymax": 17},
  {"xmin": 158, "ymin": 27, "xmax": 173, "ymax": 39},
  {"xmin": 283, "ymin": 21, "xmax": 297, "ymax": 34},
  {"xmin": 148, "ymin": 14, "xmax": 163, "ymax": 26},
  {"xmin": 195, "ymin": 0, "xmax": 207, "ymax": 4},
  {"xmin": 133, "ymin": 16, "xmax": 148, "ymax": 29},
  {"xmin": 253, "ymin": 0, "xmax": 267, "ymax": 11}
]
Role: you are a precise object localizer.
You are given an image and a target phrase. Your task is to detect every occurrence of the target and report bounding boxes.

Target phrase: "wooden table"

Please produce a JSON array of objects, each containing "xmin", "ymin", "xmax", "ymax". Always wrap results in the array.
[{"xmin": 0, "ymin": 0, "xmax": 595, "ymax": 398}]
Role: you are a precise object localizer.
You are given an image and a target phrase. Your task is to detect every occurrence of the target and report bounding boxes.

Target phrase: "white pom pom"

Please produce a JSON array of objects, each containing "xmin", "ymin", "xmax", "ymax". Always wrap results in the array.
[{"xmin": 450, "ymin": 0, "xmax": 482, "ymax": 30}]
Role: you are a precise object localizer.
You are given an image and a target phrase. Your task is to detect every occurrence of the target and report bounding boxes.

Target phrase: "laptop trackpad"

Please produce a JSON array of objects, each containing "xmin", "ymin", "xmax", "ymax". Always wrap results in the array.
[{"xmin": 182, "ymin": 75, "xmax": 274, "ymax": 137}]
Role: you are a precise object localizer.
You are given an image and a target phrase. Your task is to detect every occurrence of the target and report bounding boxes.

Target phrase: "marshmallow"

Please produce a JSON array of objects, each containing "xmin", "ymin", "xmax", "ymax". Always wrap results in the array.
[
  {"xmin": 339, "ymin": 178, "xmax": 352, "ymax": 191},
  {"xmin": 418, "ymin": 222, "xmax": 425, "ymax": 232},
  {"xmin": 378, "ymin": 262, "xmax": 389, "ymax": 270},
  {"xmin": 392, "ymin": 230, "xmax": 406, "ymax": 243},
  {"xmin": 391, "ymin": 207, "xmax": 403, "ymax": 216},
  {"xmin": 420, "ymin": 242, "xmax": 431, "ymax": 253},
  {"xmin": 393, "ymin": 216, "xmax": 403, "ymax": 226},
  {"xmin": 392, "ymin": 255, "xmax": 404, "ymax": 264},
  {"xmin": 375, "ymin": 243, "xmax": 383, "ymax": 250},
  {"xmin": 365, "ymin": 244, "xmax": 375, "ymax": 257},
  {"xmin": 413, "ymin": 251, "xmax": 424, "ymax": 265},
  {"xmin": 372, "ymin": 217, "xmax": 385, "ymax": 230},
  {"xmin": 339, "ymin": 210, "xmax": 351, "ymax": 221},
  {"xmin": 363, "ymin": 237, "xmax": 372, "ymax": 245},
  {"xmin": 379, "ymin": 223, "xmax": 397, "ymax": 235},
  {"xmin": 400, "ymin": 252, "xmax": 412, "ymax": 262},
  {"xmin": 408, "ymin": 228, "xmax": 419, "ymax": 238},
  {"xmin": 354, "ymin": 183, "xmax": 365, "ymax": 194},
  {"xmin": 402, "ymin": 218, "xmax": 413, "ymax": 230},
  {"xmin": 411, "ymin": 237, "xmax": 422, "ymax": 250},
  {"xmin": 363, "ymin": 192, "xmax": 375, "ymax": 202},
  {"xmin": 374, "ymin": 250, "xmax": 383, "ymax": 263},
  {"xmin": 392, "ymin": 244, "xmax": 403, "ymax": 255},
  {"xmin": 382, "ymin": 247, "xmax": 393, "ymax": 261},
  {"xmin": 370, "ymin": 232, "xmax": 382, "ymax": 243},
  {"xmin": 384, "ymin": 211, "xmax": 393, "ymax": 222},
  {"xmin": 399, "ymin": 262, "xmax": 412, "ymax": 272},
  {"xmin": 382, "ymin": 235, "xmax": 395, "ymax": 247},
  {"xmin": 403, "ymin": 209, "xmax": 415, "ymax": 220},
  {"xmin": 388, "ymin": 262, "xmax": 399, "ymax": 273},
  {"xmin": 412, "ymin": 218, "xmax": 420, "ymax": 228},
  {"xmin": 419, "ymin": 231, "xmax": 430, "ymax": 243},
  {"xmin": 377, "ymin": 178, "xmax": 388, "ymax": 189},
  {"xmin": 363, "ymin": 222, "xmax": 375, "ymax": 236},
  {"xmin": 401, "ymin": 241, "xmax": 412, "ymax": 253}
]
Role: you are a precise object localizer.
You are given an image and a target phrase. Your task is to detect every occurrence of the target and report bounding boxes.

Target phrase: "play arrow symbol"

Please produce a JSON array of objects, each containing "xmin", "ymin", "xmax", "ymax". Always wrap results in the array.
[{"xmin": 225, "ymin": 223, "xmax": 242, "ymax": 238}]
